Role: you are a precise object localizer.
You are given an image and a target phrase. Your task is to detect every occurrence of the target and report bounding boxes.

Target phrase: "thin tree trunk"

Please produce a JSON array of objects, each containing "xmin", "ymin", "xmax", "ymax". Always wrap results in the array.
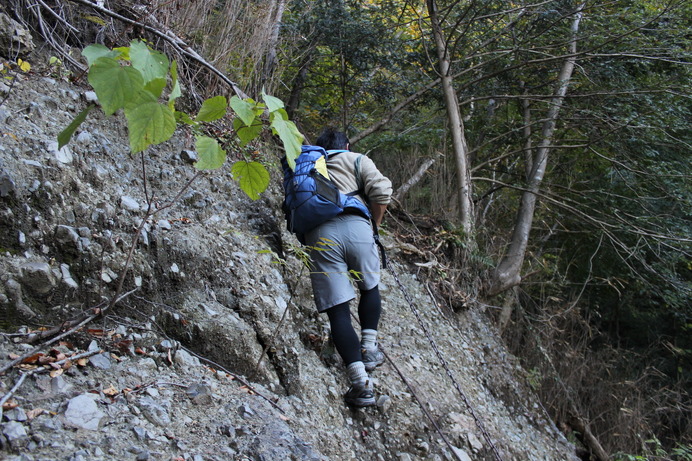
[
  {"xmin": 426, "ymin": 0, "xmax": 474, "ymax": 236},
  {"xmin": 260, "ymin": 0, "xmax": 286, "ymax": 93},
  {"xmin": 489, "ymin": 3, "xmax": 586, "ymax": 296},
  {"xmin": 394, "ymin": 155, "xmax": 439, "ymax": 202}
]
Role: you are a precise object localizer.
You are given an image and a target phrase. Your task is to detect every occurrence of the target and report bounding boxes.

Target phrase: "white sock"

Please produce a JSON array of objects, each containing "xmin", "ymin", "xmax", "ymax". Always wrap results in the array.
[
  {"xmin": 361, "ymin": 329, "xmax": 378, "ymax": 351},
  {"xmin": 346, "ymin": 361, "xmax": 368, "ymax": 385}
]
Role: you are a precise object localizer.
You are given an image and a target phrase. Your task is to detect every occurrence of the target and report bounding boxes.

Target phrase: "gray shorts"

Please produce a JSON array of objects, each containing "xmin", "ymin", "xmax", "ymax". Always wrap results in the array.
[{"xmin": 305, "ymin": 214, "xmax": 381, "ymax": 312}]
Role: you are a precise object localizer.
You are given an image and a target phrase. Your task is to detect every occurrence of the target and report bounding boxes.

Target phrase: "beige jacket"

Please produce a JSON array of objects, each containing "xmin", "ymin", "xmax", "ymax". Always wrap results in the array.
[{"xmin": 326, "ymin": 150, "xmax": 392, "ymax": 206}]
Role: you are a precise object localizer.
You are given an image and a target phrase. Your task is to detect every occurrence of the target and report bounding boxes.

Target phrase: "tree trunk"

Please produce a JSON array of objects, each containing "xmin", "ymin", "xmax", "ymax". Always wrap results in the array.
[
  {"xmin": 260, "ymin": 0, "xmax": 286, "ymax": 93},
  {"xmin": 426, "ymin": 0, "xmax": 474, "ymax": 236},
  {"xmin": 394, "ymin": 155, "xmax": 439, "ymax": 202},
  {"xmin": 489, "ymin": 3, "xmax": 586, "ymax": 296}
]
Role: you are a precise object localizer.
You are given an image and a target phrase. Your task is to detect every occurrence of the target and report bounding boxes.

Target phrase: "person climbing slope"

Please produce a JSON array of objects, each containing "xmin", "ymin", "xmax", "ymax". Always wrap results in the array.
[{"xmin": 305, "ymin": 128, "xmax": 392, "ymax": 407}]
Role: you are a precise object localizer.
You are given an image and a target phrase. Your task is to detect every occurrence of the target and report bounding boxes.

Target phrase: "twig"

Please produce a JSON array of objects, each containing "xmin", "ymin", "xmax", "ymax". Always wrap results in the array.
[
  {"xmin": 1, "ymin": 288, "xmax": 138, "ymax": 374},
  {"xmin": 180, "ymin": 345, "xmax": 285, "ymax": 414},
  {"xmin": 64, "ymin": 0, "xmax": 249, "ymax": 98},
  {"xmin": 0, "ymin": 348, "xmax": 101, "ymax": 420}
]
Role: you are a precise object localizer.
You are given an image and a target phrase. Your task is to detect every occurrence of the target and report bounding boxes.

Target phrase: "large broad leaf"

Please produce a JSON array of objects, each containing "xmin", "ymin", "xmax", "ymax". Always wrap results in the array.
[
  {"xmin": 144, "ymin": 77, "xmax": 167, "ymax": 99},
  {"xmin": 271, "ymin": 110, "xmax": 303, "ymax": 169},
  {"xmin": 262, "ymin": 91, "xmax": 285, "ymax": 113},
  {"xmin": 82, "ymin": 44, "xmax": 120, "ymax": 67},
  {"xmin": 233, "ymin": 117, "xmax": 263, "ymax": 146},
  {"xmin": 58, "ymin": 104, "xmax": 95, "ymax": 149},
  {"xmin": 230, "ymin": 96, "xmax": 261, "ymax": 127},
  {"xmin": 194, "ymin": 136, "xmax": 226, "ymax": 170},
  {"xmin": 124, "ymin": 90, "xmax": 176, "ymax": 153},
  {"xmin": 129, "ymin": 40, "xmax": 169, "ymax": 84},
  {"xmin": 88, "ymin": 57, "xmax": 144, "ymax": 116},
  {"xmin": 232, "ymin": 161, "xmax": 270, "ymax": 200},
  {"xmin": 196, "ymin": 95, "xmax": 228, "ymax": 122}
]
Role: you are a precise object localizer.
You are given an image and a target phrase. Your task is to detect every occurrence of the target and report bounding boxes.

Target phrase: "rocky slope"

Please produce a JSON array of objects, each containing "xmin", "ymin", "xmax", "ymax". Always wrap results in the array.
[{"xmin": 0, "ymin": 30, "xmax": 580, "ymax": 461}]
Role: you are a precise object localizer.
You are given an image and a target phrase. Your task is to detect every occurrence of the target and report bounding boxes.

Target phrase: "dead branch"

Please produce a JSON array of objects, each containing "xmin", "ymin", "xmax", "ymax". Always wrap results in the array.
[
  {"xmin": 60, "ymin": 0, "xmax": 249, "ymax": 98},
  {"xmin": 0, "ymin": 348, "xmax": 102, "ymax": 420},
  {"xmin": 394, "ymin": 154, "xmax": 441, "ymax": 202}
]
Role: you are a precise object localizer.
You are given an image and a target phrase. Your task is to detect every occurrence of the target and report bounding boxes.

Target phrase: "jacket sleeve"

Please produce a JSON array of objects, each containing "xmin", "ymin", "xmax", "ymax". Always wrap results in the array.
[{"xmin": 359, "ymin": 155, "xmax": 393, "ymax": 205}]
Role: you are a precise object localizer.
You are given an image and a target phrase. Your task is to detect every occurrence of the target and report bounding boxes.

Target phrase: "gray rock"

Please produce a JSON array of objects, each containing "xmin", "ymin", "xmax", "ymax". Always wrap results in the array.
[
  {"xmin": 4, "ymin": 407, "xmax": 27, "ymax": 422},
  {"xmin": 84, "ymin": 91, "xmax": 98, "ymax": 103},
  {"xmin": 181, "ymin": 150, "xmax": 198, "ymax": 164},
  {"xmin": 88, "ymin": 353, "xmax": 111, "ymax": 369},
  {"xmin": 64, "ymin": 394, "xmax": 105, "ymax": 430},
  {"xmin": 51, "ymin": 375, "xmax": 72, "ymax": 394},
  {"xmin": 157, "ymin": 219, "xmax": 172, "ymax": 231},
  {"xmin": 46, "ymin": 141, "xmax": 73, "ymax": 164},
  {"xmin": 174, "ymin": 349, "xmax": 200, "ymax": 368},
  {"xmin": 76, "ymin": 131, "xmax": 92, "ymax": 143},
  {"xmin": 19, "ymin": 261, "xmax": 56, "ymax": 296},
  {"xmin": 120, "ymin": 196, "xmax": 140, "ymax": 212},
  {"xmin": 60, "ymin": 264, "xmax": 79, "ymax": 289},
  {"xmin": 0, "ymin": 13, "xmax": 35, "ymax": 54},
  {"xmin": 54, "ymin": 225, "xmax": 81, "ymax": 252},
  {"xmin": 137, "ymin": 396, "xmax": 170, "ymax": 427},
  {"xmin": 2, "ymin": 421, "xmax": 28, "ymax": 448},
  {"xmin": 0, "ymin": 170, "xmax": 15, "ymax": 197}
]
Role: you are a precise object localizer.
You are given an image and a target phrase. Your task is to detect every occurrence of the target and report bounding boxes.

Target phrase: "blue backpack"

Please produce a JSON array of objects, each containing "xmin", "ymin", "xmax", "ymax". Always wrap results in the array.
[{"xmin": 281, "ymin": 145, "xmax": 370, "ymax": 242}]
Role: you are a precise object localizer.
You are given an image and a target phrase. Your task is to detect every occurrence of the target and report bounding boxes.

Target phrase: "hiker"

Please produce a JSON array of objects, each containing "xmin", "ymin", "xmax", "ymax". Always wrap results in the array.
[{"xmin": 307, "ymin": 128, "xmax": 393, "ymax": 407}]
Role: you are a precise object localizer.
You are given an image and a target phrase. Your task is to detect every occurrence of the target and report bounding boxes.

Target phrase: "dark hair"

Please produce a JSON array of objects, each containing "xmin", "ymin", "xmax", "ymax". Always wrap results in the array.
[{"xmin": 315, "ymin": 128, "xmax": 349, "ymax": 150}]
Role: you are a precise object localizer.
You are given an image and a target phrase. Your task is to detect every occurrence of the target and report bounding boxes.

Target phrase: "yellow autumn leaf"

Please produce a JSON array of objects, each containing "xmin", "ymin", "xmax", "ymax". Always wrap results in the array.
[{"xmin": 17, "ymin": 59, "xmax": 31, "ymax": 72}]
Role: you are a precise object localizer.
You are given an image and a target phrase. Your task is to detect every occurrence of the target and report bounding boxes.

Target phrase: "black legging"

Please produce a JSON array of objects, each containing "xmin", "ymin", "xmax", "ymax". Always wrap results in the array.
[{"xmin": 326, "ymin": 286, "xmax": 381, "ymax": 365}]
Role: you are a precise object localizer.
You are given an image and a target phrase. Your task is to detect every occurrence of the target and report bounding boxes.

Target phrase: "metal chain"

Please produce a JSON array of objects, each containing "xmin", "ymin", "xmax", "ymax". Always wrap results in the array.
[{"xmin": 387, "ymin": 259, "xmax": 504, "ymax": 461}]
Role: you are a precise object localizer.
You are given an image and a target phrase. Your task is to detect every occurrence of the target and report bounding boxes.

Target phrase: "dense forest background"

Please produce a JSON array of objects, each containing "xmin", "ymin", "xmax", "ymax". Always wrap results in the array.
[{"xmin": 6, "ymin": 0, "xmax": 690, "ymax": 459}]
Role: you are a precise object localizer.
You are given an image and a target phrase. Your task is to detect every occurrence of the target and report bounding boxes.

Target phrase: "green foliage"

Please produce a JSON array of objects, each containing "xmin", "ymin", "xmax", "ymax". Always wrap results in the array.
[
  {"xmin": 231, "ymin": 161, "xmax": 270, "ymax": 200},
  {"xmin": 614, "ymin": 438, "xmax": 692, "ymax": 461},
  {"xmin": 193, "ymin": 136, "xmax": 226, "ymax": 170},
  {"xmin": 58, "ymin": 40, "xmax": 304, "ymax": 200}
]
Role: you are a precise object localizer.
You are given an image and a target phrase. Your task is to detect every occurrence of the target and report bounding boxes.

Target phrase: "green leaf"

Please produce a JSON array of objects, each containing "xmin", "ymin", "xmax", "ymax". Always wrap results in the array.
[
  {"xmin": 168, "ymin": 60, "xmax": 181, "ymax": 106},
  {"xmin": 129, "ymin": 40, "xmax": 169, "ymax": 84},
  {"xmin": 124, "ymin": 90, "xmax": 176, "ymax": 153},
  {"xmin": 271, "ymin": 115, "xmax": 303, "ymax": 169},
  {"xmin": 194, "ymin": 136, "xmax": 226, "ymax": 170},
  {"xmin": 196, "ymin": 95, "xmax": 228, "ymax": 122},
  {"xmin": 230, "ymin": 96, "xmax": 260, "ymax": 126},
  {"xmin": 175, "ymin": 110, "xmax": 196, "ymax": 126},
  {"xmin": 88, "ymin": 57, "xmax": 144, "ymax": 116},
  {"xmin": 113, "ymin": 47, "xmax": 130, "ymax": 60},
  {"xmin": 144, "ymin": 77, "xmax": 167, "ymax": 99},
  {"xmin": 262, "ymin": 91, "xmax": 285, "ymax": 113},
  {"xmin": 82, "ymin": 44, "xmax": 119, "ymax": 67},
  {"xmin": 233, "ymin": 117, "xmax": 263, "ymax": 146},
  {"xmin": 231, "ymin": 161, "xmax": 270, "ymax": 200},
  {"xmin": 58, "ymin": 104, "xmax": 95, "ymax": 149}
]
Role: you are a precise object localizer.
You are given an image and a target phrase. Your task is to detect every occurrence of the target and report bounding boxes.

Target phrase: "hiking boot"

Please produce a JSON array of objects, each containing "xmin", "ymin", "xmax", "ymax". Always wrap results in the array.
[
  {"xmin": 344, "ymin": 380, "xmax": 376, "ymax": 407},
  {"xmin": 362, "ymin": 347, "xmax": 384, "ymax": 371}
]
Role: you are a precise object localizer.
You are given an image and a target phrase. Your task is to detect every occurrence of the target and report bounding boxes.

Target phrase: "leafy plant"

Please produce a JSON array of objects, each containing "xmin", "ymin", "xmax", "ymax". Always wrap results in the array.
[{"xmin": 58, "ymin": 39, "xmax": 304, "ymax": 199}]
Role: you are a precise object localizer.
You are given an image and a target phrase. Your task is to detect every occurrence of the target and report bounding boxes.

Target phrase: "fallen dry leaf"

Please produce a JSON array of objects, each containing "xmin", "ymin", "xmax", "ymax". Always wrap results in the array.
[
  {"xmin": 22, "ymin": 353, "xmax": 45, "ymax": 364},
  {"xmin": 8, "ymin": 353, "xmax": 19, "ymax": 360},
  {"xmin": 49, "ymin": 368, "xmax": 63, "ymax": 378},
  {"xmin": 26, "ymin": 408, "xmax": 45, "ymax": 420},
  {"xmin": 2, "ymin": 400, "xmax": 18, "ymax": 411},
  {"xmin": 77, "ymin": 358, "xmax": 88, "ymax": 367},
  {"xmin": 103, "ymin": 385, "xmax": 119, "ymax": 397}
]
